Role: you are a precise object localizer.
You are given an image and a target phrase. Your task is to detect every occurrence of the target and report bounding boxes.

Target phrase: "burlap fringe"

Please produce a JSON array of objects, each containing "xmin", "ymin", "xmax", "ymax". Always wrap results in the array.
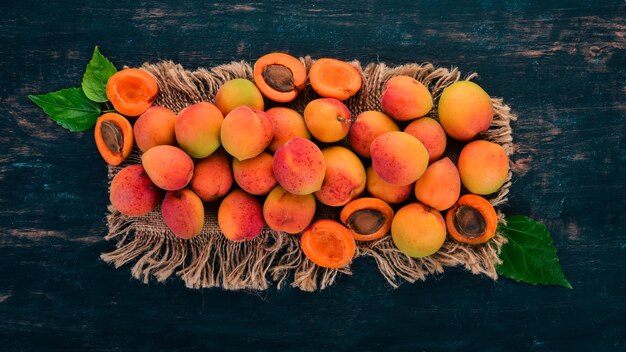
[{"xmin": 101, "ymin": 57, "xmax": 517, "ymax": 291}]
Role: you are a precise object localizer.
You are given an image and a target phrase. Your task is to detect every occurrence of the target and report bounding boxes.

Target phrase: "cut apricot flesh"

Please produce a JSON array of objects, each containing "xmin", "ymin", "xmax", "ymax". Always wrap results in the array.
[
  {"xmin": 301, "ymin": 219, "xmax": 356, "ymax": 268},
  {"xmin": 309, "ymin": 58, "xmax": 362, "ymax": 101}
]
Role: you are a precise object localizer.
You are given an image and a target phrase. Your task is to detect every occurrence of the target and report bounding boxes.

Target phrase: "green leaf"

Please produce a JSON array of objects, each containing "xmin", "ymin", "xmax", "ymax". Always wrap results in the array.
[
  {"xmin": 81, "ymin": 46, "xmax": 117, "ymax": 102},
  {"xmin": 496, "ymin": 215, "xmax": 572, "ymax": 288},
  {"xmin": 28, "ymin": 88, "xmax": 101, "ymax": 132}
]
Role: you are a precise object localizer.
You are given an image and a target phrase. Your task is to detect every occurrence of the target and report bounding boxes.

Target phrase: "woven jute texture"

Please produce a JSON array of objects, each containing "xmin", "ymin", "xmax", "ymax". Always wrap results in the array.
[{"xmin": 101, "ymin": 58, "xmax": 517, "ymax": 291}]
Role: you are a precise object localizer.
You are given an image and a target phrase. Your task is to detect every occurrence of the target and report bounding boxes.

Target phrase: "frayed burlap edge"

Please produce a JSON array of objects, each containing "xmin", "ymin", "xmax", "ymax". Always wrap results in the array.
[{"xmin": 101, "ymin": 58, "xmax": 517, "ymax": 291}]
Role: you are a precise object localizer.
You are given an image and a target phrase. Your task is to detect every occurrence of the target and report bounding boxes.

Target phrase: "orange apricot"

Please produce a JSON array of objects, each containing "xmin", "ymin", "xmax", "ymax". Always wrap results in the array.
[
  {"xmin": 190, "ymin": 150, "xmax": 233, "ymax": 202},
  {"xmin": 314, "ymin": 147, "xmax": 366, "ymax": 207},
  {"xmin": 301, "ymin": 219, "xmax": 356, "ymax": 269},
  {"xmin": 414, "ymin": 157, "xmax": 461, "ymax": 211},
  {"xmin": 161, "ymin": 189, "xmax": 205, "ymax": 240},
  {"xmin": 308, "ymin": 58, "xmax": 362, "ymax": 101},
  {"xmin": 370, "ymin": 131, "xmax": 429, "ymax": 186},
  {"xmin": 381, "ymin": 75, "xmax": 433, "ymax": 121},
  {"xmin": 273, "ymin": 137, "xmax": 326, "ymax": 195},
  {"xmin": 404, "ymin": 117, "xmax": 447, "ymax": 163},
  {"xmin": 365, "ymin": 166, "xmax": 413, "ymax": 204},
  {"xmin": 175, "ymin": 102, "xmax": 224, "ymax": 158},
  {"xmin": 94, "ymin": 113, "xmax": 133, "ymax": 166},
  {"xmin": 232, "ymin": 152, "xmax": 277, "ymax": 196},
  {"xmin": 106, "ymin": 68, "xmax": 158, "ymax": 116},
  {"xmin": 109, "ymin": 165, "xmax": 162, "ymax": 216},
  {"xmin": 348, "ymin": 111, "xmax": 399, "ymax": 158},
  {"xmin": 265, "ymin": 107, "xmax": 311, "ymax": 152},
  {"xmin": 214, "ymin": 78, "xmax": 264, "ymax": 116},
  {"xmin": 253, "ymin": 52, "xmax": 307, "ymax": 103},
  {"xmin": 220, "ymin": 106, "xmax": 273, "ymax": 161},
  {"xmin": 133, "ymin": 106, "xmax": 177, "ymax": 153},
  {"xmin": 445, "ymin": 194, "xmax": 497, "ymax": 245},
  {"xmin": 141, "ymin": 145, "xmax": 194, "ymax": 191},
  {"xmin": 303, "ymin": 98, "xmax": 351, "ymax": 143},
  {"xmin": 263, "ymin": 185, "xmax": 316, "ymax": 234},
  {"xmin": 458, "ymin": 140, "xmax": 509, "ymax": 195},
  {"xmin": 391, "ymin": 203, "xmax": 446, "ymax": 258},
  {"xmin": 438, "ymin": 81, "xmax": 493, "ymax": 141},
  {"xmin": 340, "ymin": 197, "xmax": 394, "ymax": 242},
  {"xmin": 218, "ymin": 189, "xmax": 265, "ymax": 241}
]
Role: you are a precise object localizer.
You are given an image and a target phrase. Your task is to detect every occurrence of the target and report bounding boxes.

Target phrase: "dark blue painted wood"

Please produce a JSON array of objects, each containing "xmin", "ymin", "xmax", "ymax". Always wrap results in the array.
[{"xmin": 0, "ymin": 1, "xmax": 624, "ymax": 351}]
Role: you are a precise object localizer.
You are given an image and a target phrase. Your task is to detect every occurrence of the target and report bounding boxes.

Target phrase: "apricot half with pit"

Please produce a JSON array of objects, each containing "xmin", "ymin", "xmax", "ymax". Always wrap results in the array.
[
  {"xmin": 340, "ymin": 197, "xmax": 393, "ymax": 242},
  {"xmin": 445, "ymin": 194, "xmax": 497, "ymax": 245},
  {"xmin": 254, "ymin": 52, "xmax": 307, "ymax": 103}
]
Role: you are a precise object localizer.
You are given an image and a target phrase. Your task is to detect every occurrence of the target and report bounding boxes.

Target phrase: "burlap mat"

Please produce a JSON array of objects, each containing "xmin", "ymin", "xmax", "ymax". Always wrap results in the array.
[{"xmin": 101, "ymin": 57, "xmax": 517, "ymax": 291}]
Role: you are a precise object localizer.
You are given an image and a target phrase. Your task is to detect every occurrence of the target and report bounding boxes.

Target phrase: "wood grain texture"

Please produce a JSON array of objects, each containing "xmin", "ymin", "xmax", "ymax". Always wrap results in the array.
[{"xmin": 0, "ymin": 0, "xmax": 624, "ymax": 351}]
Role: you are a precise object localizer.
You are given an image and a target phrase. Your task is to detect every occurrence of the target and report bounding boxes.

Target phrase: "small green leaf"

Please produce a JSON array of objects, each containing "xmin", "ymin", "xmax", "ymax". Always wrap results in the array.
[
  {"xmin": 81, "ymin": 46, "xmax": 117, "ymax": 102},
  {"xmin": 497, "ymin": 215, "xmax": 572, "ymax": 288},
  {"xmin": 29, "ymin": 88, "xmax": 101, "ymax": 132}
]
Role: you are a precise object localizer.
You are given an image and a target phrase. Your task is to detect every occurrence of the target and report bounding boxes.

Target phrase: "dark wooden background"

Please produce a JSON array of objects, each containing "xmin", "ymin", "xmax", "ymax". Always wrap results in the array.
[{"xmin": 1, "ymin": 0, "xmax": 624, "ymax": 351}]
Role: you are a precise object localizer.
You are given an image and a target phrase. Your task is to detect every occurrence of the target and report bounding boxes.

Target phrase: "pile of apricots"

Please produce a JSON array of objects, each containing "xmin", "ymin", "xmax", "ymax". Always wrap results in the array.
[{"xmin": 100, "ymin": 53, "xmax": 509, "ymax": 269}]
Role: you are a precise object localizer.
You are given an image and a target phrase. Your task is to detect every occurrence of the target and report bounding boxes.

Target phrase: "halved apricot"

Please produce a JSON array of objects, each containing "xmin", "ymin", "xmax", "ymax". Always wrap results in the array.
[
  {"xmin": 308, "ymin": 58, "xmax": 362, "ymax": 101},
  {"xmin": 340, "ymin": 197, "xmax": 394, "ymax": 241},
  {"xmin": 445, "ymin": 194, "xmax": 497, "ymax": 245},
  {"xmin": 94, "ymin": 113, "xmax": 133, "ymax": 165},
  {"xmin": 106, "ymin": 68, "xmax": 158, "ymax": 116},
  {"xmin": 301, "ymin": 219, "xmax": 356, "ymax": 269},
  {"xmin": 253, "ymin": 53, "xmax": 307, "ymax": 103}
]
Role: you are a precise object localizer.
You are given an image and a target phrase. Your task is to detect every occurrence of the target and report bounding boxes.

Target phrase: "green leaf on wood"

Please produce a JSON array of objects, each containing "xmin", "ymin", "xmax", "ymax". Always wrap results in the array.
[
  {"xmin": 81, "ymin": 46, "xmax": 117, "ymax": 102},
  {"xmin": 497, "ymin": 215, "xmax": 572, "ymax": 289},
  {"xmin": 28, "ymin": 88, "xmax": 101, "ymax": 132}
]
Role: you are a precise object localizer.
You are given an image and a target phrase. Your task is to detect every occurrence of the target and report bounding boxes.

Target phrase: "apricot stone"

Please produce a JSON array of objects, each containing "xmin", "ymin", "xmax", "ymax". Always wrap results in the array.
[
  {"xmin": 381, "ymin": 76, "xmax": 433, "ymax": 121},
  {"xmin": 232, "ymin": 152, "xmax": 277, "ymax": 196},
  {"xmin": 110, "ymin": 165, "xmax": 162, "ymax": 216},
  {"xmin": 414, "ymin": 157, "xmax": 461, "ymax": 211},
  {"xmin": 348, "ymin": 111, "xmax": 399, "ymax": 158},
  {"xmin": 161, "ymin": 189, "xmax": 205, "ymax": 240},
  {"xmin": 391, "ymin": 202, "xmax": 446, "ymax": 258},
  {"xmin": 370, "ymin": 131, "xmax": 429, "ymax": 186},
  {"xmin": 314, "ymin": 146, "xmax": 366, "ymax": 207},
  {"xmin": 458, "ymin": 140, "xmax": 509, "ymax": 195},
  {"xmin": 404, "ymin": 117, "xmax": 447, "ymax": 163},
  {"xmin": 190, "ymin": 150, "xmax": 233, "ymax": 202},
  {"xmin": 265, "ymin": 107, "xmax": 311, "ymax": 152},
  {"xmin": 218, "ymin": 189, "xmax": 265, "ymax": 241},
  {"xmin": 273, "ymin": 137, "xmax": 326, "ymax": 195},
  {"xmin": 133, "ymin": 106, "xmax": 177, "ymax": 153},
  {"xmin": 141, "ymin": 145, "xmax": 194, "ymax": 191},
  {"xmin": 303, "ymin": 98, "xmax": 351, "ymax": 143},
  {"xmin": 220, "ymin": 106, "xmax": 273, "ymax": 161},
  {"xmin": 175, "ymin": 102, "xmax": 224, "ymax": 158},
  {"xmin": 263, "ymin": 185, "xmax": 316, "ymax": 234},
  {"xmin": 214, "ymin": 78, "xmax": 264, "ymax": 116},
  {"xmin": 365, "ymin": 166, "xmax": 412, "ymax": 204},
  {"xmin": 438, "ymin": 81, "xmax": 493, "ymax": 141}
]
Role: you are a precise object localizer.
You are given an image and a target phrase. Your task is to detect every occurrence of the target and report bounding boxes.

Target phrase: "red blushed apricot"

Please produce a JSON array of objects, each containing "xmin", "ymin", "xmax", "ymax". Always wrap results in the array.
[
  {"xmin": 265, "ymin": 107, "xmax": 311, "ymax": 152},
  {"xmin": 391, "ymin": 203, "xmax": 446, "ymax": 258},
  {"xmin": 190, "ymin": 150, "xmax": 233, "ymax": 202},
  {"xmin": 263, "ymin": 185, "xmax": 316, "ymax": 234},
  {"xmin": 94, "ymin": 113, "xmax": 133, "ymax": 166},
  {"xmin": 340, "ymin": 197, "xmax": 394, "ymax": 242},
  {"xmin": 232, "ymin": 152, "xmax": 277, "ymax": 196},
  {"xmin": 438, "ymin": 81, "xmax": 494, "ymax": 141},
  {"xmin": 308, "ymin": 58, "xmax": 362, "ymax": 101},
  {"xmin": 141, "ymin": 145, "xmax": 194, "ymax": 191},
  {"xmin": 221, "ymin": 106, "xmax": 273, "ymax": 161},
  {"xmin": 175, "ymin": 102, "xmax": 224, "ymax": 158},
  {"xmin": 446, "ymin": 194, "xmax": 497, "ymax": 245},
  {"xmin": 161, "ymin": 189, "xmax": 205, "ymax": 240},
  {"xmin": 414, "ymin": 158, "xmax": 461, "ymax": 211},
  {"xmin": 110, "ymin": 165, "xmax": 162, "ymax": 216},
  {"xmin": 133, "ymin": 106, "xmax": 177, "ymax": 153},
  {"xmin": 458, "ymin": 140, "xmax": 509, "ymax": 195},
  {"xmin": 370, "ymin": 131, "xmax": 429, "ymax": 186},
  {"xmin": 404, "ymin": 117, "xmax": 447, "ymax": 163},
  {"xmin": 314, "ymin": 147, "xmax": 366, "ymax": 207},
  {"xmin": 381, "ymin": 75, "xmax": 433, "ymax": 121},
  {"xmin": 214, "ymin": 78, "xmax": 264, "ymax": 116},
  {"xmin": 273, "ymin": 137, "xmax": 326, "ymax": 195},
  {"xmin": 106, "ymin": 68, "xmax": 158, "ymax": 116},
  {"xmin": 365, "ymin": 167, "xmax": 412, "ymax": 204},
  {"xmin": 304, "ymin": 98, "xmax": 351, "ymax": 143},
  {"xmin": 253, "ymin": 52, "xmax": 307, "ymax": 103},
  {"xmin": 218, "ymin": 190, "xmax": 265, "ymax": 241},
  {"xmin": 301, "ymin": 219, "xmax": 356, "ymax": 268},
  {"xmin": 348, "ymin": 111, "xmax": 399, "ymax": 158}
]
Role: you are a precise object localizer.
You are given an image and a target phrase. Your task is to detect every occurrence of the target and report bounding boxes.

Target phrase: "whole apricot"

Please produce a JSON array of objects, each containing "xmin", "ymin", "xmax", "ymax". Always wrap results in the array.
[
  {"xmin": 232, "ymin": 152, "xmax": 277, "ymax": 196},
  {"xmin": 215, "ymin": 78, "xmax": 264, "ymax": 116},
  {"xmin": 414, "ymin": 157, "xmax": 461, "ymax": 211},
  {"xmin": 190, "ymin": 150, "xmax": 233, "ymax": 202},
  {"xmin": 303, "ymin": 98, "xmax": 351, "ymax": 143},
  {"xmin": 161, "ymin": 189, "xmax": 205, "ymax": 240},
  {"xmin": 348, "ymin": 111, "xmax": 399, "ymax": 158},
  {"xmin": 365, "ymin": 166, "xmax": 412, "ymax": 204},
  {"xmin": 314, "ymin": 146, "xmax": 366, "ymax": 207},
  {"xmin": 404, "ymin": 117, "xmax": 447, "ymax": 163},
  {"xmin": 438, "ymin": 81, "xmax": 493, "ymax": 141},
  {"xmin": 110, "ymin": 165, "xmax": 162, "ymax": 216},
  {"xmin": 370, "ymin": 131, "xmax": 429, "ymax": 186},
  {"xmin": 218, "ymin": 189, "xmax": 265, "ymax": 241},
  {"xmin": 273, "ymin": 137, "xmax": 326, "ymax": 195},
  {"xmin": 133, "ymin": 106, "xmax": 177, "ymax": 153},
  {"xmin": 263, "ymin": 185, "xmax": 316, "ymax": 234},
  {"xmin": 265, "ymin": 107, "xmax": 311, "ymax": 152},
  {"xmin": 175, "ymin": 102, "xmax": 224, "ymax": 158},
  {"xmin": 391, "ymin": 203, "xmax": 446, "ymax": 258},
  {"xmin": 458, "ymin": 140, "xmax": 509, "ymax": 195},
  {"xmin": 381, "ymin": 76, "xmax": 433, "ymax": 121},
  {"xmin": 141, "ymin": 145, "xmax": 194, "ymax": 191},
  {"xmin": 220, "ymin": 106, "xmax": 273, "ymax": 161}
]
